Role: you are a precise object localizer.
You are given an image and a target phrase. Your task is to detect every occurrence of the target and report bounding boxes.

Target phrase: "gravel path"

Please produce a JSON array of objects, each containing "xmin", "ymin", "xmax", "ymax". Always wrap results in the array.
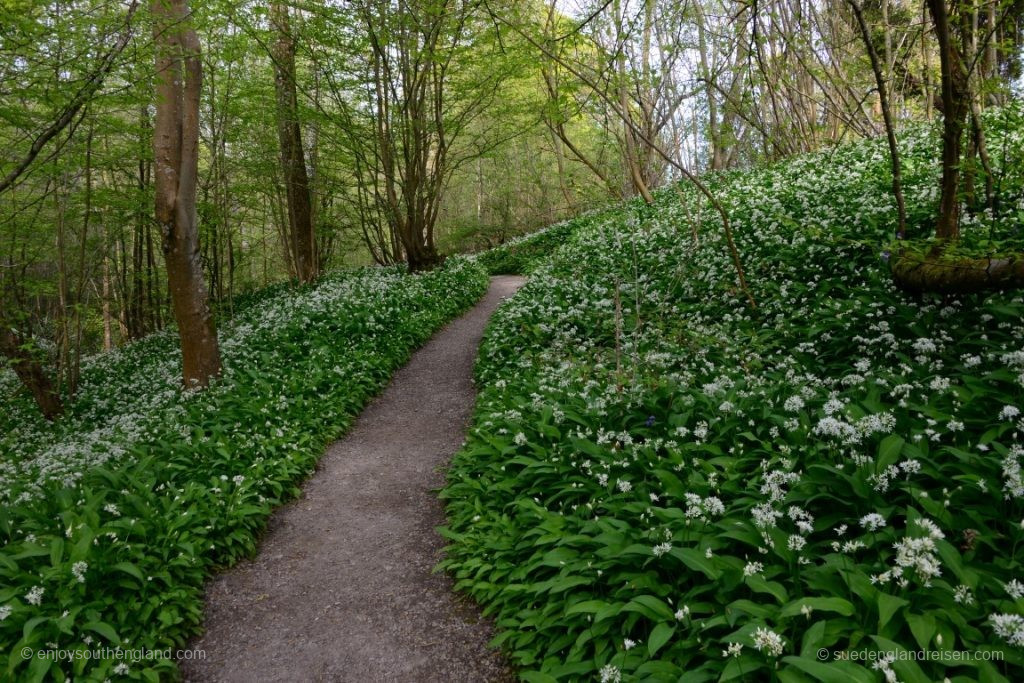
[{"xmin": 181, "ymin": 276, "xmax": 525, "ymax": 683}]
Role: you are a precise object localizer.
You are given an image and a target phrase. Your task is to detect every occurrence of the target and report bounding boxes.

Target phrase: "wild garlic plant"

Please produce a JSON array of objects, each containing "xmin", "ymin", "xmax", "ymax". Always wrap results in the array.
[
  {"xmin": 0, "ymin": 259, "xmax": 489, "ymax": 680},
  {"xmin": 442, "ymin": 109, "xmax": 1024, "ymax": 681}
]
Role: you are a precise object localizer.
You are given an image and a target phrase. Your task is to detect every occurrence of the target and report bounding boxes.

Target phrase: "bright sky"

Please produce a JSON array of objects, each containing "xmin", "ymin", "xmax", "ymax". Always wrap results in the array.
[{"xmin": 554, "ymin": 0, "xmax": 588, "ymax": 19}]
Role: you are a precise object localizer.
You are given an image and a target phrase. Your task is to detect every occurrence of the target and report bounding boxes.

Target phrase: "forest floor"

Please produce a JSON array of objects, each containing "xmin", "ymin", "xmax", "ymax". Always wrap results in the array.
[{"xmin": 180, "ymin": 276, "xmax": 525, "ymax": 683}]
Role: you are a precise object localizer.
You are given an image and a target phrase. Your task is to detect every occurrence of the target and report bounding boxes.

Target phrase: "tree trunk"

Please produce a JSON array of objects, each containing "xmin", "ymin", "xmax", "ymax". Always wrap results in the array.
[
  {"xmin": 892, "ymin": 249, "xmax": 1024, "ymax": 293},
  {"xmin": 848, "ymin": 0, "xmax": 907, "ymax": 238},
  {"xmin": 927, "ymin": 0, "xmax": 970, "ymax": 240},
  {"xmin": 102, "ymin": 223, "xmax": 113, "ymax": 351},
  {"xmin": 696, "ymin": 8, "xmax": 724, "ymax": 170},
  {"xmin": 152, "ymin": 0, "xmax": 221, "ymax": 388},
  {"xmin": 615, "ymin": 0, "xmax": 654, "ymax": 203},
  {"xmin": 271, "ymin": 2, "xmax": 317, "ymax": 283},
  {"xmin": 0, "ymin": 328, "xmax": 63, "ymax": 420}
]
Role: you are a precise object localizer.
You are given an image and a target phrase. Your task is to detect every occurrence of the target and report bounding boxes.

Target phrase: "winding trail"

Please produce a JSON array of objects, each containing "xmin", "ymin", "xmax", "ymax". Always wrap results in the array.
[{"xmin": 181, "ymin": 276, "xmax": 525, "ymax": 683}]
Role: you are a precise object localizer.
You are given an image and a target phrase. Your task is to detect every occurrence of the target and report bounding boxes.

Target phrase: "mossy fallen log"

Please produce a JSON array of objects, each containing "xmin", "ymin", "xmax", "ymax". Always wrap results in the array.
[{"xmin": 891, "ymin": 249, "xmax": 1024, "ymax": 294}]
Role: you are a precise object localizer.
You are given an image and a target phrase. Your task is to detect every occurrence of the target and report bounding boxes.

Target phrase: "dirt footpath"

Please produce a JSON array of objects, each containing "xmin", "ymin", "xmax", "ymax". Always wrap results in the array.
[{"xmin": 181, "ymin": 276, "xmax": 525, "ymax": 683}]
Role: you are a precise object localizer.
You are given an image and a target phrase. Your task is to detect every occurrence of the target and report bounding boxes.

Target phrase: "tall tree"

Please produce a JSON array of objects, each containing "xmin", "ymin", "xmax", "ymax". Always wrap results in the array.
[
  {"xmin": 152, "ymin": 0, "xmax": 221, "ymax": 387},
  {"xmin": 848, "ymin": 0, "xmax": 907, "ymax": 239},
  {"xmin": 350, "ymin": 0, "xmax": 506, "ymax": 271},
  {"xmin": 927, "ymin": 0, "xmax": 970, "ymax": 240},
  {"xmin": 271, "ymin": 1, "xmax": 317, "ymax": 282}
]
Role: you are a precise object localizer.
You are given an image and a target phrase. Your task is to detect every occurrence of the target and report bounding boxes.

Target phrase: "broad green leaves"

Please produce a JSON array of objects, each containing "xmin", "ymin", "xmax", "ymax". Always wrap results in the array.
[
  {"xmin": 440, "ymin": 111, "xmax": 1024, "ymax": 682},
  {"xmin": 0, "ymin": 261, "xmax": 490, "ymax": 679}
]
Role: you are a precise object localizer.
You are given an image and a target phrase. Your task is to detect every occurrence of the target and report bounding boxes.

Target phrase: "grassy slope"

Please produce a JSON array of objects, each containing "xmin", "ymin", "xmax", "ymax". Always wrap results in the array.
[
  {"xmin": 0, "ymin": 260, "xmax": 488, "ymax": 681},
  {"xmin": 442, "ymin": 111, "xmax": 1024, "ymax": 682}
]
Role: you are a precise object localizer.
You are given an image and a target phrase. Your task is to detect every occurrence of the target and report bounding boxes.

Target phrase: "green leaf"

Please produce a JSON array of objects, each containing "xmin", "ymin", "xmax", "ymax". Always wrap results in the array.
[
  {"xmin": 112, "ymin": 562, "xmax": 145, "ymax": 581},
  {"xmin": 83, "ymin": 621, "xmax": 120, "ymax": 645},
  {"xmin": 746, "ymin": 575, "xmax": 788, "ymax": 604},
  {"xmin": 781, "ymin": 656, "xmax": 874, "ymax": 683},
  {"xmin": 23, "ymin": 616, "xmax": 47, "ymax": 641},
  {"xmin": 49, "ymin": 538, "xmax": 64, "ymax": 567},
  {"xmin": 799, "ymin": 620, "xmax": 828, "ymax": 656},
  {"xmin": 677, "ymin": 666, "xmax": 717, "ymax": 683},
  {"xmin": 622, "ymin": 594, "xmax": 675, "ymax": 621},
  {"xmin": 781, "ymin": 597, "xmax": 855, "ymax": 618},
  {"xmin": 905, "ymin": 613, "xmax": 936, "ymax": 651},
  {"xmin": 564, "ymin": 600, "xmax": 608, "ymax": 615},
  {"xmin": 648, "ymin": 622, "xmax": 675, "ymax": 656},
  {"xmin": 877, "ymin": 435, "xmax": 905, "ymax": 469},
  {"xmin": 876, "ymin": 593, "xmax": 908, "ymax": 630},
  {"xmin": 670, "ymin": 546, "xmax": 720, "ymax": 579},
  {"xmin": 26, "ymin": 654, "xmax": 51, "ymax": 683},
  {"xmin": 718, "ymin": 655, "xmax": 763, "ymax": 682}
]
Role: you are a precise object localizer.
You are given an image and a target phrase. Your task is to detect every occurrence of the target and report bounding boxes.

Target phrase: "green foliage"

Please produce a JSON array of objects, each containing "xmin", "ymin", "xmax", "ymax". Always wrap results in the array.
[
  {"xmin": 0, "ymin": 259, "xmax": 488, "ymax": 680},
  {"xmin": 441, "ymin": 114, "xmax": 1024, "ymax": 681},
  {"xmin": 475, "ymin": 221, "xmax": 582, "ymax": 275}
]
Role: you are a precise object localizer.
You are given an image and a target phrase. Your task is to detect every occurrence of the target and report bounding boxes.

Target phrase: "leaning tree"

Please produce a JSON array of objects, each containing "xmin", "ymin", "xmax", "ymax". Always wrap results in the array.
[{"xmin": 892, "ymin": 0, "xmax": 1024, "ymax": 293}]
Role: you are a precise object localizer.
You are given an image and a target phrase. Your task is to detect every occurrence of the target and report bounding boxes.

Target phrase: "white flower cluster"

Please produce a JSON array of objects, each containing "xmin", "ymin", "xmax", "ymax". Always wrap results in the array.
[
  {"xmin": 859, "ymin": 513, "xmax": 887, "ymax": 531},
  {"xmin": 2, "ymin": 264, "xmax": 479, "ymax": 504},
  {"xmin": 684, "ymin": 493, "xmax": 725, "ymax": 521},
  {"xmin": 1002, "ymin": 445, "xmax": 1024, "ymax": 499},
  {"xmin": 752, "ymin": 627, "xmax": 785, "ymax": 657},
  {"xmin": 990, "ymin": 613, "xmax": 1024, "ymax": 647},
  {"xmin": 873, "ymin": 518, "xmax": 946, "ymax": 587}
]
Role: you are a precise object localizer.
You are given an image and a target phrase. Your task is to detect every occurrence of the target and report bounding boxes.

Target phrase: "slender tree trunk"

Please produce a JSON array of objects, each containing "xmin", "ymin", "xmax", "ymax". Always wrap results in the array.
[
  {"xmin": 615, "ymin": 0, "xmax": 653, "ymax": 203},
  {"xmin": 985, "ymin": 1, "xmax": 999, "ymax": 106},
  {"xmin": 71, "ymin": 122, "xmax": 95, "ymax": 395},
  {"xmin": 549, "ymin": 126, "xmax": 574, "ymax": 210},
  {"xmin": 849, "ymin": 0, "xmax": 907, "ymax": 238},
  {"xmin": 696, "ymin": 9, "xmax": 724, "ymax": 170},
  {"xmin": 102, "ymin": 222, "xmax": 113, "ymax": 351},
  {"xmin": 271, "ymin": 2, "xmax": 316, "ymax": 283},
  {"xmin": 923, "ymin": 4, "xmax": 934, "ymax": 121},
  {"xmin": 927, "ymin": 0, "xmax": 970, "ymax": 240},
  {"xmin": 55, "ymin": 175, "xmax": 70, "ymax": 389},
  {"xmin": 127, "ymin": 106, "xmax": 150, "ymax": 340},
  {"xmin": 152, "ymin": 0, "xmax": 221, "ymax": 388}
]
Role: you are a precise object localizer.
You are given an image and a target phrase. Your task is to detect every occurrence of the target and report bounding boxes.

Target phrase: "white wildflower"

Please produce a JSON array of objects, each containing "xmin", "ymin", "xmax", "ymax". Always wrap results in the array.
[
  {"xmin": 990, "ymin": 613, "xmax": 1024, "ymax": 647},
  {"xmin": 752, "ymin": 627, "xmax": 785, "ymax": 656},
  {"xmin": 913, "ymin": 338, "xmax": 937, "ymax": 354},
  {"xmin": 26, "ymin": 586, "xmax": 44, "ymax": 606},
  {"xmin": 860, "ymin": 513, "xmax": 887, "ymax": 531},
  {"xmin": 953, "ymin": 584, "xmax": 975, "ymax": 605},
  {"xmin": 722, "ymin": 642, "xmax": 743, "ymax": 657}
]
